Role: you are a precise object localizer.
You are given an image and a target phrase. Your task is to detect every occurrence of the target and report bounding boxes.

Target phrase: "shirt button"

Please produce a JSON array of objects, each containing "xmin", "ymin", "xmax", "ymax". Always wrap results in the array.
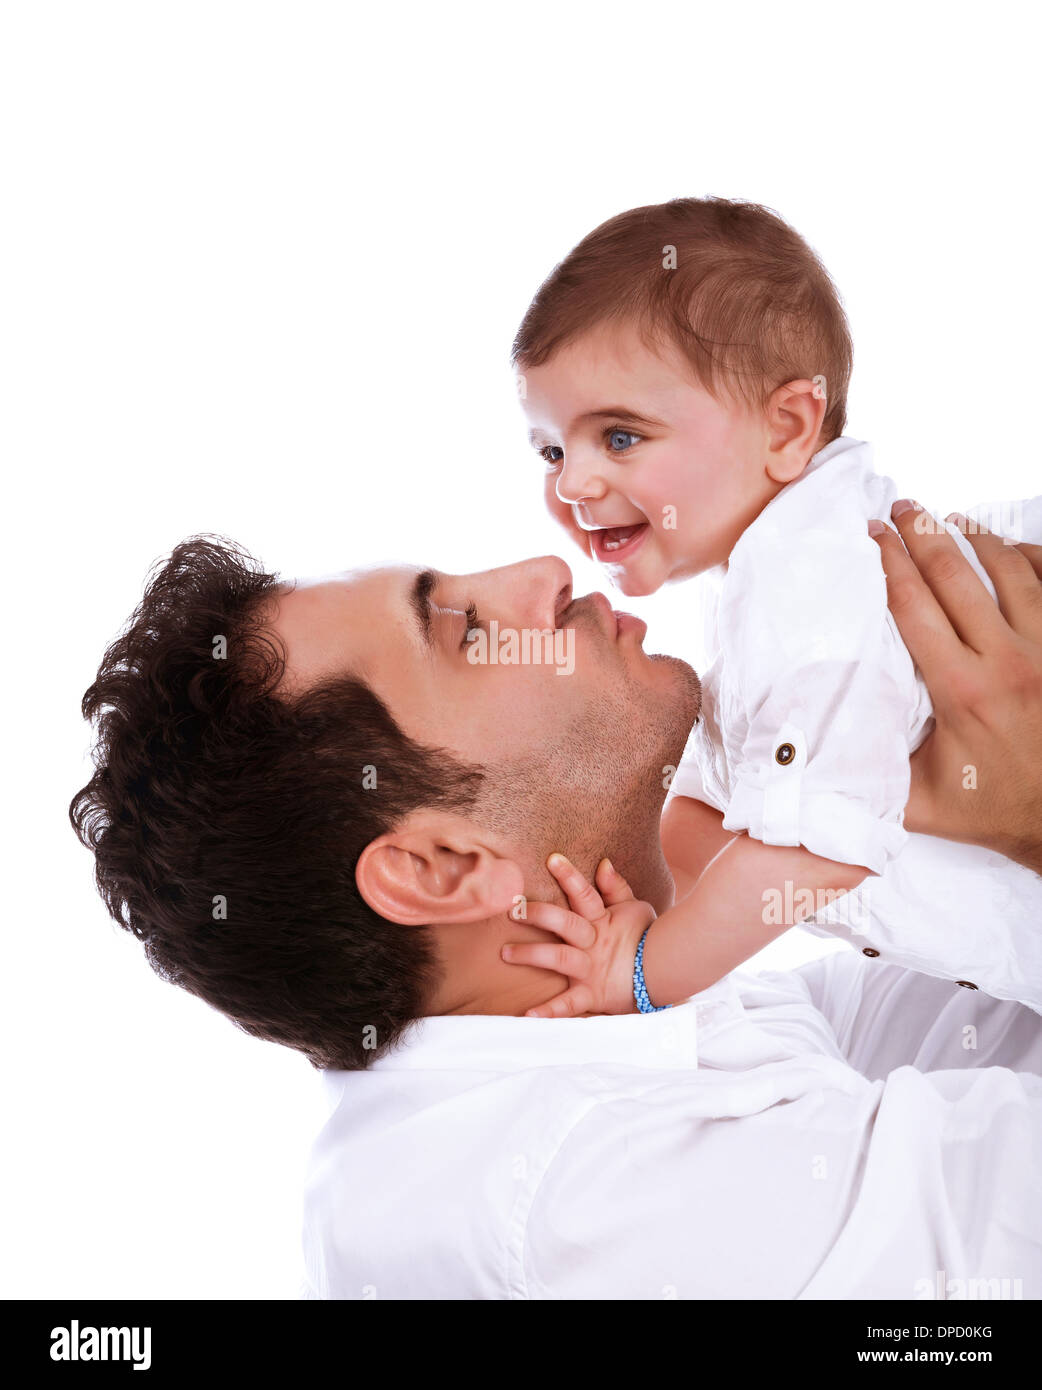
[
  {"xmin": 862, "ymin": 947, "xmax": 880, "ymax": 958},
  {"xmin": 775, "ymin": 742, "xmax": 796, "ymax": 765},
  {"xmin": 955, "ymin": 980, "xmax": 978, "ymax": 990}
]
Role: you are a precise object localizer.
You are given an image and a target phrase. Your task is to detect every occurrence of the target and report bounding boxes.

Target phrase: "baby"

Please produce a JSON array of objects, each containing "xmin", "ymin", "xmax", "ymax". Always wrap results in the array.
[{"xmin": 504, "ymin": 196, "xmax": 1042, "ymax": 1017}]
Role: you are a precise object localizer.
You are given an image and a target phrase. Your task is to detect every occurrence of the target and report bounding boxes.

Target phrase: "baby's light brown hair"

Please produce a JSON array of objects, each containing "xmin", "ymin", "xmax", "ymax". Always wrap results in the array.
[{"xmin": 513, "ymin": 197, "xmax": 853, "ymax": 446}]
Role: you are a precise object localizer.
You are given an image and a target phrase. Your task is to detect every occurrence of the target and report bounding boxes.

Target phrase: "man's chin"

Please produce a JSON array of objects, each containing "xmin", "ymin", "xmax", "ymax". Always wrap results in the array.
[{"xmin": 647, "ymin": 652, "xmax": 702, "ymax": 726}]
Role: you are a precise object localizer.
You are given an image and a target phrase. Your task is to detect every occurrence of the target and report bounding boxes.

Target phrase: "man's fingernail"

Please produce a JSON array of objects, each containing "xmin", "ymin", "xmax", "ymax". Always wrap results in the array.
[
  {"xmin": 602, "ymin": 857, "xmax": 615, "ymax": 874},
  {"xmin": 502, "ymin": 946, "xmax": 513, "ymax": 960},
  {"xmin": 547, "ymin": 853, "xmax": 568, "ymax": 870},
  {"xmin": 891, "ymin": 498, "xmax": 918, "ymax": 517},
  {"xmin": 867, "ymin": 519, "xmax": 886, "ymax": 537}
]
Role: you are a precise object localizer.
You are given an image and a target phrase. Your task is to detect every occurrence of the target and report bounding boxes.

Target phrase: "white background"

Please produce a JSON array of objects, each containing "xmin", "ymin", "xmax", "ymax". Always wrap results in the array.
[{"xmin": 2, "ymin": 1, "xmax": 1038, "ymax": 1298}]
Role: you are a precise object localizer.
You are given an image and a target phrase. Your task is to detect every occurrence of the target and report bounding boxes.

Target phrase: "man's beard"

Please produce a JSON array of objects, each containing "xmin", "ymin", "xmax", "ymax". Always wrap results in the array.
[{"xmin": 479, "ymin": 654, "xmax": 702, "ymax": 907}]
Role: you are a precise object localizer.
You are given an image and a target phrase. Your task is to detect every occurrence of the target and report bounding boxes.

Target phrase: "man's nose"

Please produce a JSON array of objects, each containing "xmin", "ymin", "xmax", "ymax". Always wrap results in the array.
[{"xmin": 479, "ymin": 556, "xmax": 573, "ymax": 631}]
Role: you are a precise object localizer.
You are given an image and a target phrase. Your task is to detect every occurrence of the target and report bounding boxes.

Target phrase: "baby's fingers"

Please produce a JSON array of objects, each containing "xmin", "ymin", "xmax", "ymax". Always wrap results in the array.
[
  {"xmin": 595, "ymin": 857, "xmax": 636, "ymax": 907},
  {"xmin": 524, "ymin": 984, "xmax": 594, "ymax": 1019},
  {"xmin": 521, "ymin": 899, "xmax": 597, "ymax": 949},
  {"xmin": 501, "ymin": 941, "xmax": 591, "ymax": 980},
  {"xmin": 547, "ymin": 853, "xmax": 606, "ymax": 922}
]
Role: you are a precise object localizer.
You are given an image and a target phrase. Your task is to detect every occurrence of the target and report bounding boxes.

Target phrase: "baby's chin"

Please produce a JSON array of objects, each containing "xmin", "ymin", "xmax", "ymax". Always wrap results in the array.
[
  {"xmin": 599, "ymin": 560, "xmax": 667, "ymax": 598},
  {"xmin": 597, "ymin": 533, "xmax": 678, "ymax": 595}
]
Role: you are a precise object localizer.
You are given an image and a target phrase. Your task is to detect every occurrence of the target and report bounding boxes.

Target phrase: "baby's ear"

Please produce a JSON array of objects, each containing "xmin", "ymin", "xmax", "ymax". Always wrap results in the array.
[{"xmin": 764, "ymin": 379, "xmax": 827, "ymax": 483}]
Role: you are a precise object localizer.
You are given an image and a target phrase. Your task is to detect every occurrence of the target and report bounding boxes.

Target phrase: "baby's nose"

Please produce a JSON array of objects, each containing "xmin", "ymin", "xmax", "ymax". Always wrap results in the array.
[{"xmin": 556, "ymin": 451, "xmax": 606, "ymax": 505}]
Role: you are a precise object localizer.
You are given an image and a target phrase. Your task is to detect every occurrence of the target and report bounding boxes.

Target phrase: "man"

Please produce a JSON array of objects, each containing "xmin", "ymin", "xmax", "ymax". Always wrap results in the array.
[{"xmin": 72, "ymin": 508, "xmax": 1042, "ymax": 1298}]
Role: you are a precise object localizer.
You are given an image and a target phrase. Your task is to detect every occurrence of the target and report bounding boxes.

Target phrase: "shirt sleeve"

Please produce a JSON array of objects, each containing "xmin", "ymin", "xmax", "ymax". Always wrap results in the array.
[
  {"xmin": 789, "ymin": 952, "xmax": 1042, "ymax": 1080},
  {"xmin": 966, "ymin": 493, "xmax": 1042, "ymax": 545},
  {"xmin": 719, "ymin": 527, "xmax": 918, "ymax": 873}
]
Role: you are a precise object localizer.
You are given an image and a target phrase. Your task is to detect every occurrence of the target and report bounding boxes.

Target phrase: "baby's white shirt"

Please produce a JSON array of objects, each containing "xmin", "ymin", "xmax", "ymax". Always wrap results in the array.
[{"xmin": 670, "ymin": 435, "xmax": 1042, "ymax": 1011}]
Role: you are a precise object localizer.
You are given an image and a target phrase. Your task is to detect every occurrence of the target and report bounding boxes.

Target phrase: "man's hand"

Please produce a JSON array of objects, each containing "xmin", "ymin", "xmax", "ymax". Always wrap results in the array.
[
  {"xmin": 501, "ymin": 854, "xmax": 654, "ymax": 1017},
  {"xmin": 871, "ymin": 500, "xmax": 1042, "ymax": 873}
]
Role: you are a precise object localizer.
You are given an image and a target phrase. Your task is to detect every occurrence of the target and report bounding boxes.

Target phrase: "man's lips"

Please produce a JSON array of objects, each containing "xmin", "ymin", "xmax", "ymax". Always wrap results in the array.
[
  {"xmin": 584, "ymin": 590, "xmax": 647, "ymax": 641},
  {"xmin": 588, "ymin": 521, "xmax": 650, "ymax": 564},
  {"xmin": 614, "ymin": 609, "xmax": 647, "ymax": 638}
]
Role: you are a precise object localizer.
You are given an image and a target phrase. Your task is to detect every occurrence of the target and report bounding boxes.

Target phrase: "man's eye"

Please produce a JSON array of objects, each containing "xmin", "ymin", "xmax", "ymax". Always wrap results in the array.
[
  {"xmin": 459, "ymin": 602, "xmax": 480, "ymax": 652},
  {"xmin": 539, "ymin": 445, "xmax": 564, "ymax": 468},
  {"xmin": 606, "ymin": 428, "xmax": 641, "ymax": 454}
]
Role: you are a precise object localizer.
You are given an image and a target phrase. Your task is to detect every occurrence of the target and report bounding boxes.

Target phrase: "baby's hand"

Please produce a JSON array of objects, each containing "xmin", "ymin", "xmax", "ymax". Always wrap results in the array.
[{"xmin": 503, "ymin": 854, "xmax": 655, "ymax": 1017}]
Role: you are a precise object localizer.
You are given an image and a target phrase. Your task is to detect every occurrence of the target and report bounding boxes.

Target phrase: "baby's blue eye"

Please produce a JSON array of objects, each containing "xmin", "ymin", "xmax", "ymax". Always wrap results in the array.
[
  {"xmin": 607, "ymin": 429, "xmax": 640, "ymax": 453},
  {"xmin": 540, "ymin": 445, "xmax": 564, "ymax": 467}
]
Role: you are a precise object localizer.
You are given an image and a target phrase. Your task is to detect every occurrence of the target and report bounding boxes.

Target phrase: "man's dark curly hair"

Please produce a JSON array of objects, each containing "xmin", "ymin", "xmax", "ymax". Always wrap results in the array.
[{"xmin": 69, "ymin": 537, "xmax": 484, "ymax": 1070}]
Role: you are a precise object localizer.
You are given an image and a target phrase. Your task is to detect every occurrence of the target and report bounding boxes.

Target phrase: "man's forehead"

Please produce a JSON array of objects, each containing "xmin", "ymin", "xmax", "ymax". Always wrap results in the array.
[
  {"xmin": 271, "ymin": 564, "xmax": 423, "ymax": 689},
  {"xmin": 287, "ymin": 562, "xmax": 400, "ymax": 592}
]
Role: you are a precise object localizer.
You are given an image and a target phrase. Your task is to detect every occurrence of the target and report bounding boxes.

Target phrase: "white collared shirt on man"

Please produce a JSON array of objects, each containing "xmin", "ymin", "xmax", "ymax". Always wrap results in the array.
[{"xmin": 301, "ymin": 951, "xmax": 1042, "ymax": 1299}]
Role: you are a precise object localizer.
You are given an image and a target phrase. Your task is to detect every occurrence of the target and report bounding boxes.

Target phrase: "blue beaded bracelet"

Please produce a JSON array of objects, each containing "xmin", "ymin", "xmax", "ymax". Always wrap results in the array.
[{"xmin": 633, "ymin": 925, "xmax": 670, "ymax": 1013}]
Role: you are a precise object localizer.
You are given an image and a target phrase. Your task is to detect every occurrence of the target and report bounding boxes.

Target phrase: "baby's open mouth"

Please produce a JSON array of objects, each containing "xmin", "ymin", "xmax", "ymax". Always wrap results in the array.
[{"xmin": 590, "ymin": 522, "xmax": 649, "ymax": 562}]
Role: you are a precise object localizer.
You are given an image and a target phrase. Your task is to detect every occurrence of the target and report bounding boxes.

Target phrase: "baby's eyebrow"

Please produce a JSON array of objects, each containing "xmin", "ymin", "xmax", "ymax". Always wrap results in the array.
[
  {"xmin": 579, "ymin": 407, "xmax": 664, "ymax": 428},
  {"xmin": 528, "ymin": 408, "xmax": 664, "ymax": 446}
]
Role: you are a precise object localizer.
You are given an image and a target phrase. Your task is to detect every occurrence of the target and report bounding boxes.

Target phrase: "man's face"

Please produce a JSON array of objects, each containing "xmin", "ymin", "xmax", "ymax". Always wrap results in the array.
[
  {"xmin": 271, "ymin": 555, "xmax": 700, "ymax": 883},
  {"xmin": 520, "ymin": 321, "xmax": 776, "ymax": 595}
]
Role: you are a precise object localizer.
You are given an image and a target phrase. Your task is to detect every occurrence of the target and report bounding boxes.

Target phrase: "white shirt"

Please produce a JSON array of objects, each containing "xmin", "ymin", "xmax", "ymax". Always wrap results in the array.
[
  {"xmin": 301, "ymin": 952, "xmax": 1042, "ymax": 1299},
  {"xmin": 670, "ymin": 437, "xmax": 1042, "ymax": 1010}
]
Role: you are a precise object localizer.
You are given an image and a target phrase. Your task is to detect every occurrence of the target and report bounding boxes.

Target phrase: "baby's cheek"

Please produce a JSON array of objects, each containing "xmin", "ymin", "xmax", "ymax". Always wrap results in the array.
[{"xmin": 543, "ymin": 471, "xmax": 589, "ymax": 555}]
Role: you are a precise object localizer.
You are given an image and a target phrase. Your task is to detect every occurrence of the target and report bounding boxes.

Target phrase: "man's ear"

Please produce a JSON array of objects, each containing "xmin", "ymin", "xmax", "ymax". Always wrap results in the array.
[
  {"xmin": 763, "ymin": 379, "xmax": 828, "ymax": 484},
  {"xmin": 355, "ymin": 818, "xmax": 525, "ymax": 925}
]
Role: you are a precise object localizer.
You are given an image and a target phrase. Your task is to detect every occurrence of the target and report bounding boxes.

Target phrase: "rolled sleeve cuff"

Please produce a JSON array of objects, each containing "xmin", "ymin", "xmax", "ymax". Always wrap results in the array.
[{"xmin": 721, "ymin": 722, "xmax": 908, "ymax": 874}]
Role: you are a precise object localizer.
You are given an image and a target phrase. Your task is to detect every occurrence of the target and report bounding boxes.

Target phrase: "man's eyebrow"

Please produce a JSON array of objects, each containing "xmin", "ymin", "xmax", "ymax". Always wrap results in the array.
[
  {"xmin": 409, "ymin": 567, "xmax": 438, "ymax": 647},
  {"xmin": 528, "ymin": 407, "xmax": 664, "ymax": 445}
]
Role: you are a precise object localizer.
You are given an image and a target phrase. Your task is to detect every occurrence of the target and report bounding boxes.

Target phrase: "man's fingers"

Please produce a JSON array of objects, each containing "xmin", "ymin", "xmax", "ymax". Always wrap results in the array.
[
  {"xmin": 594, "ymin": 857, "xmax": 635, "ymax": 907},
  {"xmin": 501, "ymin": 941, "xmax": 591, "ymax": 980},
  {"xmin": 888, "ymin": 500, "xmax": 998, "ymax": 652},
  {"xmin": 523, "ymin": 985, "xmax": 593, "ymax": 1020},
  {"xmin": 547, "ymin": 853, "xmax": 606, "ymax": 921},
  {"xmin": 949, "ymin": 515, "xmax": 1042, "ymax": 644},
  {"xmin": 1015, "ymin": 541, "xmax": 1042, "ymax": 582},
  {"xmin": 869, "ymin": 518, "xmax": 965, "ymax": 686},
  {"xmin": 519, "ymin": 900, "xmax": 597, "ymax": 949}
]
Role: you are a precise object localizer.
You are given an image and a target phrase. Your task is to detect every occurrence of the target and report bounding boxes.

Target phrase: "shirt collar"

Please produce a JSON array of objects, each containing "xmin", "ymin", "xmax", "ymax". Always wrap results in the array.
[
  {"xmin": 344, "ymin": 976, "xmax": 743, "ymax": 1076},
  {"xmin": 767, "ymin": 434, "xmax": 873, "ymax": 512}
]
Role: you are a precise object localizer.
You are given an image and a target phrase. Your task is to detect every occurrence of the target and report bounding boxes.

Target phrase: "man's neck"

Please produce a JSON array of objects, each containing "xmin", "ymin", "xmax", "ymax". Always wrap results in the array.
[{"xmin": 428, "ymin": 834, "xmax": 675, "ymax": 1018}]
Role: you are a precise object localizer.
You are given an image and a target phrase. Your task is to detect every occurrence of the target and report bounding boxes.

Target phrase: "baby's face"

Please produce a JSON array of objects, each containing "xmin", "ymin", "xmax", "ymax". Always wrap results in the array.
[{"xmin": 519, "ymin": 321, "xmax": 779, "ymax": 594}]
